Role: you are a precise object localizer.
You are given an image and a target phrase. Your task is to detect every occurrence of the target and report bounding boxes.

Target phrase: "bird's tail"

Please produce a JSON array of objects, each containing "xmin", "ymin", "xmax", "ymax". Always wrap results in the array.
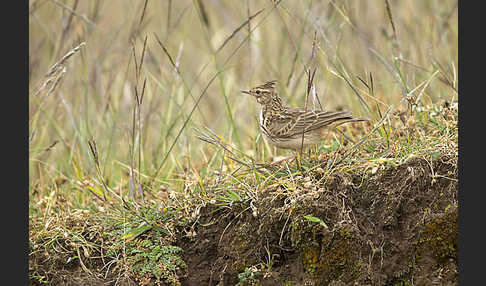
[{"xmin": 326, "ymin": 111, "xmax": 369, "ymax": 128}]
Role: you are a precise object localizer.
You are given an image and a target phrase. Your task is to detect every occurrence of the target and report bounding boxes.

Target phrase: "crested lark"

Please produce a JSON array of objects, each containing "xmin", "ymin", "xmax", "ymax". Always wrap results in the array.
[{"xmin": 241, "ymin": 80, "xmax": 368, "ymax": 151}]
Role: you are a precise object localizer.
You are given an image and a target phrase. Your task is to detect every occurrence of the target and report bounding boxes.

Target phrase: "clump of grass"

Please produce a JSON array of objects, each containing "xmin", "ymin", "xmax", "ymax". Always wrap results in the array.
[{"xmin": 29, "ymin": 196, "xmax": 189, "ymax": 285}]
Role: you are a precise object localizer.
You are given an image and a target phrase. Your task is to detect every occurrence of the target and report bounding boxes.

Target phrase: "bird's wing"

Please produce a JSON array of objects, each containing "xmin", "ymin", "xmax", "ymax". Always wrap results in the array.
[
  {"xmin": 270, "ymin": 109, "xmax": 356, "ymax": 138},
  {"xmin": 295, "ymin": 109, "xmax": 355, "ymax": 131},
  {"xmin": 264, "ymin": 112, "xmax": 300, "ymax": 138}
]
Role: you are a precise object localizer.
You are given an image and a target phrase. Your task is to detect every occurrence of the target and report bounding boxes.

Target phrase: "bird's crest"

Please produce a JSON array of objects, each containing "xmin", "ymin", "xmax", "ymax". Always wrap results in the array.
[{"xmin": 256, "ymin": 80, "xmax": 276, "ymax": 91}]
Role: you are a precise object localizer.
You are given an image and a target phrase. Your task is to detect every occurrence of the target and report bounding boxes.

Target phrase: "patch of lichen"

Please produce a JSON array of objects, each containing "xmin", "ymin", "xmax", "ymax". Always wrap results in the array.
[{"xmin": 415, "ymin": 208, "xmax": 458, "ymax": 266}]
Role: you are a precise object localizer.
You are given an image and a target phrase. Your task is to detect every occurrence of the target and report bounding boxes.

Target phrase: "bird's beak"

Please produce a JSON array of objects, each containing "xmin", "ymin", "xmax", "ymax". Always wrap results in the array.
[{"xmin": 241, "ymin": 90, "xmax": 250, "ymax": 95}]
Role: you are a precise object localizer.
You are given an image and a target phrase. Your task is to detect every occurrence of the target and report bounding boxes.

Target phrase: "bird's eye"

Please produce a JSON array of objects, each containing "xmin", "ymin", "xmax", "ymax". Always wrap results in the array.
[{"xmin": 256, "ymin": 90, "xmax": 260, "ymax": 94}]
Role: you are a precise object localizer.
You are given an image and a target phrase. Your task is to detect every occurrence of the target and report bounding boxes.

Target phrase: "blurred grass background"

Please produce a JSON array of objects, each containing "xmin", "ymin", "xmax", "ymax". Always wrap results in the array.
[{"xmin": 29, "ymin": 0, "xmax": 457, "ymax": 207}]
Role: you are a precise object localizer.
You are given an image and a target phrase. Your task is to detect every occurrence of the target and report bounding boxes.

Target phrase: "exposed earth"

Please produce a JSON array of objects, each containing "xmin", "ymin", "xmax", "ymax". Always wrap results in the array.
[
  {"xmin": 30, "ymin": 154, "xmax": 457, "ymax": 286},
  {"xmin": 177, "ymin": 155, "xmax": 457, "ymax": 286}
]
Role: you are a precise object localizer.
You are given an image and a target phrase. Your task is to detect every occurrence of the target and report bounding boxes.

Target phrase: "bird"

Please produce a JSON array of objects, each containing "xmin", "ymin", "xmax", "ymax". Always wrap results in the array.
[{"xmin": 241, "ymin": 80, "xmax": 368, "ymax": 152}]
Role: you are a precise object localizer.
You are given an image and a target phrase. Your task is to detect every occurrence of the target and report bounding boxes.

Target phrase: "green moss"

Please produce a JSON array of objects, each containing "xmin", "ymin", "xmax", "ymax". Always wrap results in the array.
[
  {"xmin": 416, "ymin": 209, "xmax": 458, "ymax": 266},
  {"xmin": 301, "ymin": 242, "xmax": 321, "ymax": 276},
  {"xmin": 231, "ymin": 222, "xmax": 253, "ymax": 272},
  {"xmin": 317, "ymin": 227, "xmax": 361, "ymax": 280},
  {"xmin": 294, "ymin": 222, "xmax": 361, "ymax": 285}
]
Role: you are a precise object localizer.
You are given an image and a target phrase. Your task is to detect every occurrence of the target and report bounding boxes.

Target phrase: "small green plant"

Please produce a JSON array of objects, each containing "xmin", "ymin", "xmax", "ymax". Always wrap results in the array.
[
  {"xmin": 304, "ymin": 215, "xmax": 328, "ymax": 229},
  {"xmin": 29, "ymin": 272, "xmax": 49, "ymax": 285},
  {"xmin": 129, "ymin": 239, "xmax": 186, "ymax": 285},
  {"xmin": 263, "ymin": 243, "xmax": 274, "ymax": 273},
  {"xmin": 236, "ymin": 266, "xmax": 261, "ymax": 286}
]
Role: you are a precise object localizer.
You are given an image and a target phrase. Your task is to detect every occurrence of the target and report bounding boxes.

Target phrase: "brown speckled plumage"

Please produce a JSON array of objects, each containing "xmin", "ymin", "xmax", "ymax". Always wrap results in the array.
[{"xmin": 242, "ymin": 80, "xmax": 367, "ymax": 150}]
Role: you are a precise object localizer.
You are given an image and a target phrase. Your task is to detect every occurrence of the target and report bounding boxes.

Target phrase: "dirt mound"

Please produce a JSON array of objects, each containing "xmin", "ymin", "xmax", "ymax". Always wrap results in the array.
[
  {"xmin": 29, "ymin": 155, "xmax": 457, "ymax": 285},
  {"xmin": 178, "ymin": 155, "xmax": 457, "ymax": 285}
]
